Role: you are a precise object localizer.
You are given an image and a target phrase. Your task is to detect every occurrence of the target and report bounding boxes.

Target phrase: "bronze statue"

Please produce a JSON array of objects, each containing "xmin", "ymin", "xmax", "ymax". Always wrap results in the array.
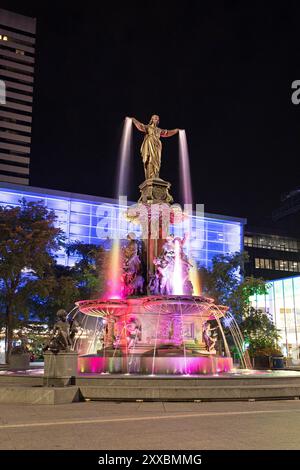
[
  {"xmin": 130, "ymin": 115, "xmax": 179, "ymax": 180},
  {"xmin": 121, "ymin": 233, "xmax": 144, "ymax": 296},
  {"xmin": 202, "ymin": 321, "xmax": 218, "ymax": 353},
  {"xmin": 43, "ymin": 309, "xmax": 76, "ymax": 353},
  {"xmin": 150, "ymin": 234, "xmax": 193, "ymax": 296}
]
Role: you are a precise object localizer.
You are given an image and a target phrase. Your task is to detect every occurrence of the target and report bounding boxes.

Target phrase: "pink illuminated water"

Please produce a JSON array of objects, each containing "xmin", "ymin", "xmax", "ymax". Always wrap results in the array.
[
  {"xmin": 105, "ymin": 118, "xmax": 133, "ymax": 299},
  {"xmin": 106, "ymin": 239, "xmax": 123, "ymax": 299},
  {"xmin": 78, "ymin": 355, "xmax": 234, "ymax": 375}
]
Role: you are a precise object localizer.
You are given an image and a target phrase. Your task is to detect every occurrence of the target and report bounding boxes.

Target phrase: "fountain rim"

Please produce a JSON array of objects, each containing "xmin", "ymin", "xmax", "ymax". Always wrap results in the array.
[{"xmin": 75, "ymin": 294, "xmax": 229, "ymax": 317}]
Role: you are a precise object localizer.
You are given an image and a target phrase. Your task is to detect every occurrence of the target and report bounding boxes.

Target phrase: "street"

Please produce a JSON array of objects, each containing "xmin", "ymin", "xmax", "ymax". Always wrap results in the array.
[{"xmin": 0, "ymin": 400, "xmax": 299, "ymax": 450}]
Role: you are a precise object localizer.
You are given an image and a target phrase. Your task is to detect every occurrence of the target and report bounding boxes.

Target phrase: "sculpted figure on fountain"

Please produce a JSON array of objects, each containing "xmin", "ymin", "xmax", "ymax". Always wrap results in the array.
[
  {"xmin": 202, "ymin": 321, "xmax": 218, "ymax": 353},
  {"xmin": 126, "ymin": 318, "xmax": 142, "ymax": 349},
  {"xmin": 149, "ymin": 234, "xmax": 193, "ymax": 296},
  {"xmin": 43, "ymin": 309, "xmax": 77, "ymax": 353},
  {"xmin": 131, "ymin": 115, "xmax": 179, "ymax": 180},
  {"xmin": 122, "ymin": 233, "xmax": 145, "ymax": 296}
]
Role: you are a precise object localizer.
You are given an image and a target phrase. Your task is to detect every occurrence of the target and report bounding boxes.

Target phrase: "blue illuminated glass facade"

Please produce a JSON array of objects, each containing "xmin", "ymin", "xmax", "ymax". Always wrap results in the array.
[
  {"xmin": 250, "ymin": 276, "xmax": 300, "ymax": 359},
  {"xmin": 0, "ymin": 182, "xmax": 245, "ymax": 268}
]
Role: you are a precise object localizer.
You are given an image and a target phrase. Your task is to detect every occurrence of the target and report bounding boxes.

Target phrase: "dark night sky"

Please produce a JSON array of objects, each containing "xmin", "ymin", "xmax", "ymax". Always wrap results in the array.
[{"xmin": 2, "ymin": 1, "xmax": 300, "ymax": 224}]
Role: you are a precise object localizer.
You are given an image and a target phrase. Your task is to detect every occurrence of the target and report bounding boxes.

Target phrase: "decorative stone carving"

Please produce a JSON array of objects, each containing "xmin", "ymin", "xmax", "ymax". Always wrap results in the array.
[
  {"xmin": 139, "ymin": 177, "xmax": 173, "ymax": 205},
  {"xmin": 202, "ymin": 321, "xmax": 218, "ymax": 353},
  {"xmin": 149, "ymin": 234, "xmax": 193, "ymax": 296},
  {"xmin": 122, "ymin": 233, "xmax": 145, "ymax": 296}
]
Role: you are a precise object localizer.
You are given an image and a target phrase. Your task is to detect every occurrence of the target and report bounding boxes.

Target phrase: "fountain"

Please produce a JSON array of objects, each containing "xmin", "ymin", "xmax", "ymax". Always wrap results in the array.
[{"xmin": 72, "ymin": 115, "xmax": 251, "ymax": 375}]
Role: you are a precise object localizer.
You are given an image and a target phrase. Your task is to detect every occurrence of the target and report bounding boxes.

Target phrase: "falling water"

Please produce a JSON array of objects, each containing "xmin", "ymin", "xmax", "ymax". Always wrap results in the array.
[
  {"xmin": 173, "ymin": 239, "xmax": 183, "ymax": 295},
  {"xmin": 151, "ymin": 304, "xmax": 162, "ymax": 375},
  {"xmin": 178, "ymin": 130, "xmax": 193, "ymax": 206},
  {"xmin": 105, "ymin": 118, "xmax": 133, "ymax": 299},
  {"xmin": 178, "ymin": 129, "xmax": 201, "ymax": 295},
  {"xmin": 117, "ymin": 117, "xmax": 133, "ymax": 197},
  {"xmin": 106, "ymin": 239, "xmax": 123, "ymax": 299},
  {"xmin": 179, "ymin": 302, "xmax": 188, "ymax": 375},
  {"xmin": 190, "ymin": 263, "xmax": 201, "ymax": 296},
  {"xmin": 224, "ymin": 311, "xmax": 252, "ymax": 369}
]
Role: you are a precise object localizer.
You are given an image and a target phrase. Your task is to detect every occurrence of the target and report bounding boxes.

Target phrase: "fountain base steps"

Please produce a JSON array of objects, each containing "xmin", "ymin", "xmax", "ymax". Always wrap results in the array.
[
  {"xmin": 0, "ymin": 385, "xmax": 81, "ymax": 404},
  {"xmin": 76, "ymin": 373, "xmax": 300, "ymax": 401},
  {"xmin": 1, "ymin": 372, "xmax": 300, "ymax": 403}
]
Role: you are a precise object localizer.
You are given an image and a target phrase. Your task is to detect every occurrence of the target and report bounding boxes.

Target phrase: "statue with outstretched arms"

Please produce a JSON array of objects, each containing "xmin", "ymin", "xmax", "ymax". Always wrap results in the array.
[{"xmin": 130, "ymin": 115, "xmax": 179, "ymax": 180}]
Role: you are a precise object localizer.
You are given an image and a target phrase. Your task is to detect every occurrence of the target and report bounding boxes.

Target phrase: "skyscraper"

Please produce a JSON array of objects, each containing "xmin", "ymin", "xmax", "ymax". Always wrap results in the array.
[{"xmin": 0, "ymin": 8, "xmax": 36, "ymax": 185}]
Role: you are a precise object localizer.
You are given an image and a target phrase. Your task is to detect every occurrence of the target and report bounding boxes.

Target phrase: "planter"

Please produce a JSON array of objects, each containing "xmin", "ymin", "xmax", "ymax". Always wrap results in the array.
[
  {"xmin": 43, "ymin": 351, "xmax": 78, "ymax": 387},
  {"xmin": 270, "ymin": 355, "xmax": 285, "ymax": 370},
  {"xmin": 252, "ymin": 355, "xmax": 270, "ymax": 370}
]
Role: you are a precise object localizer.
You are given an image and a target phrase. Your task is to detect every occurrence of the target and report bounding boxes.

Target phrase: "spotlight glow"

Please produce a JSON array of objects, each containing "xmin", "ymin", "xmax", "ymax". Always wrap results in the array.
[{"xmin": 106, "ymin": 239, "xmax": 123, "ymax": 299}]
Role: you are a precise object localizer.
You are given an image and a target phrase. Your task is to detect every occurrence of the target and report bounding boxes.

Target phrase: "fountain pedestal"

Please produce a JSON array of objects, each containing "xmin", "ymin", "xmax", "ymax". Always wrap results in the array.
[
  {"xmin": 139, "ymin": 177, "xmax": 173, "ymax": 204},
  {"xmin": 43, "ymin": 351, "xmax": 78, "ymax": 387}
]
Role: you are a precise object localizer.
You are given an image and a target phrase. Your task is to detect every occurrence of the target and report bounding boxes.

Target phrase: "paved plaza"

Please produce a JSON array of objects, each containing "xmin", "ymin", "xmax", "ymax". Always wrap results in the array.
[{"xmin": 0, "ymin": 399, "xmax": 299, "ymax": 450}]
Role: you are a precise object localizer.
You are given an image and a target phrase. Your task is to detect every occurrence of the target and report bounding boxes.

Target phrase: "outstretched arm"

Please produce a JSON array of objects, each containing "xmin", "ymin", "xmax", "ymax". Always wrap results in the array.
[
  {"xmin": 160, "ymin": 128, "xmax": 179, "ymax": 138},
  {"xmin": 130, "ymin": 117, "xmax": 146, "ymax": 133}
]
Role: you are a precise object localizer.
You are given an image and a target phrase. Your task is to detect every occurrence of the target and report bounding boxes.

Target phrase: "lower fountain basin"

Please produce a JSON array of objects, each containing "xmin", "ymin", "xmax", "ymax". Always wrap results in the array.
[{"xmin": 78, "ymin": 354, "xmax": 233, "ymax": 375}]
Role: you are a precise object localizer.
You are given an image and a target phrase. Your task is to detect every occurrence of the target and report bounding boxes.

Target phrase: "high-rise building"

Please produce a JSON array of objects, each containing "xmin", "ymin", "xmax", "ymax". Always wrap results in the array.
[
  {"xmin": 244, "ymin": 226, "xmax": 300, "ymax": 280},
  {"xmin": 0, "ymin": 9, "xmax": 36, "ymax": 185}
]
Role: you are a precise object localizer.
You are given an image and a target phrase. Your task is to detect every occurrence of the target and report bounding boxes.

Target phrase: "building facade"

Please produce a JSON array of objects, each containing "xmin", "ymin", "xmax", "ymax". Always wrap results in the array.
[
  {"xmin": 0, "ymin": 182, "xmax": 246, "ymax": 268},
  {"xmin": 0, "ymin": 9, "xmax": 36, "ymax": 185},
  {"xmin": 250, "ymin": 275, "xmax": 300, "ymax": 360},
  {"xmin": 244, "ymin": 226, "xmax": 300, "ymax": 280},
  {"xmin": 272, "ymin": 188, "xmax": 300, "ymax": 236}
]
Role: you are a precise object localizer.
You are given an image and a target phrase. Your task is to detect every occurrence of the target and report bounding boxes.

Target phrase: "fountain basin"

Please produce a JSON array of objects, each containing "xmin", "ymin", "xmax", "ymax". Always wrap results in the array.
[
  {"xmin": 73, "ymin": 294, "xmax": 249, "ymax": 373},
  {"xmin": 78, "ymin": 354, "xmax": 233, "ymax": 375}
]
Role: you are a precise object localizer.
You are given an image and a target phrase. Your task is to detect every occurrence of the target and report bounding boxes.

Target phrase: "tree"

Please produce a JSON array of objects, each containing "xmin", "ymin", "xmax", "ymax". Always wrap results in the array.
[
  {"xmin": 0, "ymin": 199, "xmax": 64, "ymax": 361},
  {"xmin": 66, "ymin": 242, "xmax": 106, "ymax": 300},
  {"xmin": 240, "ymin": 307, "xmax": 281, "ymax": 357},
  {"xmin": 198, "ymin": 252, "xmax": 280, "ymax": 356},
  {"xmin": 199, "ymin": 252, "xmax": 267, "ymax": 322},
  {"xmin": 27, "ymin": 264, "xmax": 80, "ymax": 328}
]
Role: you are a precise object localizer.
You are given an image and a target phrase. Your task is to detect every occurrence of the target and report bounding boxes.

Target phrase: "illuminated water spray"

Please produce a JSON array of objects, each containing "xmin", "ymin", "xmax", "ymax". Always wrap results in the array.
[
  {"xmin": 178, "ymin": 130, "xmax": 201, "ymax": 295},
  {"xmin": 173, "ymin": 239, "xmax": 183, "ymax": 295},
  {"xmin": 106, "ymin": 240, "xmax": 123, "ymax": 299},
  {"xmin": 178, "ymin": 130, "xmax": 192, "ymax": 206},
  {"xmin": 106, "ymin": 118, "xmax": 133, "ymax": 299},
  {"xmin": 117, "ymin": 117, "xmax": 133, "ymax": 197},
  {"xmin": 190, "ymin": 263, "xmax": 201, "ymax": 296}
]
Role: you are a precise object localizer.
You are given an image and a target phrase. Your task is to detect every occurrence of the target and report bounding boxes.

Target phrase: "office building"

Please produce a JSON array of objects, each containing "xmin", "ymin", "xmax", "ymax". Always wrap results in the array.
[
  {"xmin": 0, "ymin": 8, "xmax": 36, "ymax": 185},
  {"xmin": 244, "ymin": 226, "xmax": 300, "ymax": 280},
  {"xmin": 250, "ymin": 275, "xmax": 300, "ymax": 359},
  {"xmin": 0, "ymin": 182, "xmax": 245, "ymax": 268}
]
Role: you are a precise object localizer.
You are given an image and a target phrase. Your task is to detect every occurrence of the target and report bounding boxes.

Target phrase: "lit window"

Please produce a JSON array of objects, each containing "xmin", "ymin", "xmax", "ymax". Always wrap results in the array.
[
  {"xmin": 265, "ymin": 259, "xmax": 271, "ymax": 269},
  {"xmin": 2, "ymin": 35, "xmax": 8, "ymax": 41},
  {"xmin": 255, "ymin": 258, "xmax": 260, "ymax": 269},
  {"xmin": 259, "ymin": 258, "xmax": 265, "ymax": 269},
  {"xmin": 15, "ymin": 49, "xmax": 24, "ymax": 55}
]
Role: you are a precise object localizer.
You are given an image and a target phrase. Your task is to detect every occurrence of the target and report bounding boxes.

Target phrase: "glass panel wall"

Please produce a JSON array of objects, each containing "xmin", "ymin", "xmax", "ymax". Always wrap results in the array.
[
  {"xmin": 0, "ymin": 187, "xmax": 244, "ymax": 269},
  {"xmin": 250, "ymin": 276, "xmax": 300, "ymax": 359}
]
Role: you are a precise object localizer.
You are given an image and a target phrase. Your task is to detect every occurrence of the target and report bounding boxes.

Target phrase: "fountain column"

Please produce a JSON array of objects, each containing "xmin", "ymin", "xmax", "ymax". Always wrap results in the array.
[{"xmin": 138, "ymin": 177, "xmax": 174, "ymax": 283}]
